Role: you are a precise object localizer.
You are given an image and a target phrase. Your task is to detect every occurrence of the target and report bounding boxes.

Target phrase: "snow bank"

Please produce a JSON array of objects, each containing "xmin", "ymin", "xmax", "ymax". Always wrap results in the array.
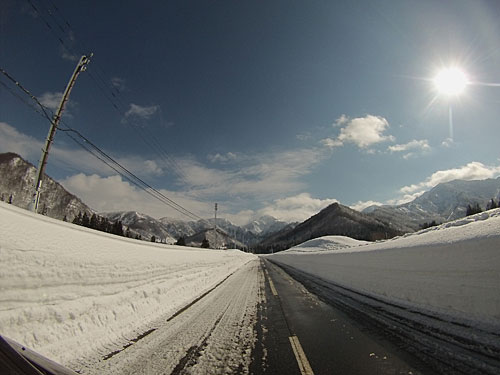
[
  {"xmin": 0, "ymin": 202, "xmax": 255, "ymax": 366},
  {"xmin": 269, "ymin": 209, "xmax": 500, "ymax": 326},
  {"xmin": 282, "ymin": 235, "xmax": 369, "ymax": 253}
]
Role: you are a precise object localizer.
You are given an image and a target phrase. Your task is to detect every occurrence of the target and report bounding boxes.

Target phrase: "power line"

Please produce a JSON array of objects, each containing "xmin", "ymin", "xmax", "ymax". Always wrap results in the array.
[
  {"xmin": 0, "ymin": 67, "xmax": 205, "ymax": 222},
  {"xmin": 26, "ymin": 0, "xmax": 191, "ymax": 184}
]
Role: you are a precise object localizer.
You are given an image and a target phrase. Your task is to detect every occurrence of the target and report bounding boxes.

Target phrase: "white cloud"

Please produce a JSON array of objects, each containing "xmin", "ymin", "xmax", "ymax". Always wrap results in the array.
[
  {"xmin": 349, "ymin": 200, "xmax": 383, "ymax": 212},
  {"xmin": 296, "ymin": 133, "xmax": 312, "ymax": 141},
  {"xmin": 207, "ymin": 152, "xmax": 238, "ymax": 163},
  {"xmin": 399, "ymin": 162, "xmax": 500, "ymax": 195},
  {"xmin": 60, "ymin": 173, "xmax": 214, "ymax": 220},
  {"xmin": 111, "ymin": 77, "xmax": 126, "ymax": 92},
  {"xmin": 0, "ymin": 122, "xmax": 167, "ymax": 179},
  {"xmin": 320, "ymin": 137, "xmax": 343, "ymax": 149},
  {"xmin": 124, "ymin": 103, "xmax": 159, "ymax": 120},
  {"xmin": 441, "ymin": 138, "xmax": 455, "ymax": 148},
  {"xmin": 337, "ymin": 115, "xmax": 394, "ymax": 148},
  {"xmin": 386, "ymin": 191, "xmax": 426, "ymax": 206},
  {"xmin": 0, "ymin": 122, "xmax": 42, "ymax": 159},
  {"xmin": 388, "ymin": 139, "xmax": 430, "ymax": 159},
  {"xmin": 60, "ymin": 31, "xmax": 79, "ymax": 61},
  {"xmin": 39, "ymin": 92, "xmax": 64, "ymax": 112},
  {"xmin": 334, "ymin": 114, "xmax": 349, "ymax": 127},
  {"xmin": 257, "ymin": 193, "xmax": 338, "ymax": 223},
  {"xmin": 61, "ymin": 48, "xmax": 79, "ymax": 62},
  {"xmin": 322, "ymin": 115, "xmax": 395, "ymax": 150}
]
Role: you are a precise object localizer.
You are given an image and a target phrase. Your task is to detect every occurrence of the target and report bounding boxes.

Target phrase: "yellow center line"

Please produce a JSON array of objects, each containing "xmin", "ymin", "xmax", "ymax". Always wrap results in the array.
[
  {"xmin": 289, "ymin": 335, "xmax": 315, "ymax": 375},
  {"xmin": 264, "ymin": 269, "xmax": 279, "ymax": 296}
]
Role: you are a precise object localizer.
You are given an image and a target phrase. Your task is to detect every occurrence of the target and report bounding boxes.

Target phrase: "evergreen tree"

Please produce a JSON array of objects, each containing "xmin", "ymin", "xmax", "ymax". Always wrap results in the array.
[
  {"xmin": 8, "ymin": 194, "xmax": 13, "ymax": 204},
  {"xmin": 487, "ymin": 198, "xmax": 498, "ymax": 210},
  {"xmin": 201, "ymin": 238, "xmax": 210, "ymax": 248},
  {"xmin": 466, "ymin": 203, "xmax": 482, "ymax": 216},
  {"xmin": 151, "ymin": 235, "xmax": 156, "ymax": 243},
  {"xmin": 81, "ymin": 212, "xmax": 90, "ymax": 227},
  {"xmin": 73, "ymin": 212, "xmax": 82, "ymax": 225},
  {"xmin": 63, "ymin": 215, "xmax": 67, "ymax": 222},
  {"xmin": 111, "ymin": 220, "xmax": 124, "ymax": 236},
  {"xmin": 90, "ymin": 214, "xmax": 98, "ymax": 229},
  {"xmin": 126, "ymin": 227, "xmax": 131, "ymax": 238},
  {"xmin": 176, "ymin": 236, "xmax": 186, "ymax": 246}
]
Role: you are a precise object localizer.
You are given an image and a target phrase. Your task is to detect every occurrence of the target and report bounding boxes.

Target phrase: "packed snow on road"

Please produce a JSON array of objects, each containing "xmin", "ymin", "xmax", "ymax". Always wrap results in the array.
[
  {"xmin": 270, "ymin": 208, "xmax": 500, "ymax": 327},
  {"xmin": 0, "ymin": 202, "xmax": 256, "ymax": 372}
]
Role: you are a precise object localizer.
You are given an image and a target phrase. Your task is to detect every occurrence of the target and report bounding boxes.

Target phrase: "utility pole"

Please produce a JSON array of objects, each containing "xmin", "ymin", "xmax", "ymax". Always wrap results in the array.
[
  {"xmin": 31, "ymin": 54, "xmax": 92, "ymax": 213},
  {"xmin": 214, "ymin": 203, "xmax": 218, "ymax": 249}
]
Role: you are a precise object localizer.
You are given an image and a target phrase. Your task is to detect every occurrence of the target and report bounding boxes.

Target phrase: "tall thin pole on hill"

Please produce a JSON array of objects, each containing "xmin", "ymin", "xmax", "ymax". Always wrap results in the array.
[
  {"xmin": 31, "ymin": 54, "xmax": 92, "ymax": 213},
  {"xmin": 214, "ymin": 203, "xmax": 218, "ymax": 249}
]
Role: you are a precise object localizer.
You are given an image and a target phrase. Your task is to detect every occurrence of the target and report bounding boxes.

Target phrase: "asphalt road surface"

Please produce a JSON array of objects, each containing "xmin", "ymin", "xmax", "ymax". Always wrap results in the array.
[{"xmin": 251, "ymin": 259, "xmax": 431, "ymax": 375}]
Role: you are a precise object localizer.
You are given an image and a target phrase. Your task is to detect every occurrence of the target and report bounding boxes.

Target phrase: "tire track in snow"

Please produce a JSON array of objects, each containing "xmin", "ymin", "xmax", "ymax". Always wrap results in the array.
[{"xmin": 80, "ymin": 259, "xmax": 260, "ymax": 375}]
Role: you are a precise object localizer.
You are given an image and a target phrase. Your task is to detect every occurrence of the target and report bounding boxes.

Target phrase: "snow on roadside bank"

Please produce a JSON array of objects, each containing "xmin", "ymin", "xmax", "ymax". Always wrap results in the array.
[
  {"xmin": 0, "ymin": 202, "xmax": 255, "ymax": 367},
  {"xmin": 282, "ymin": 235, "xmax": 369, "ymax": 253},
  {"xmin": 269, "ymin": 209, "xmax": 500, "ymax": 326}
]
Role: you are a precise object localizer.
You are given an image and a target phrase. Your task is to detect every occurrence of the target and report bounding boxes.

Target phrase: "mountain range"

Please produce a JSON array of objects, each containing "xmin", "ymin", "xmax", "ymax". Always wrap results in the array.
[
  {"xmin": 365, "ymin": 177, "xmax": 500, "ymax": 232},
  {"xmin": 2, "ymin": 152, "xmax": 499, "ymax": 252},
  {"xmin": 255, "ymin": 202, "xmax": 402, "ymax": 252}
]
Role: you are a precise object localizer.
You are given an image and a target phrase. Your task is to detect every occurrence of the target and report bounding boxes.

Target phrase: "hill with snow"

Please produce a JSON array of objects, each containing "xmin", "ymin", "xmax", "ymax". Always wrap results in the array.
[
  {"xmin": 257, "ymin": 202, "xmax": 402, "ymax": 252},
  {"xmin": 367, "ymin": 177, "xmax": 500, "ymax": 231}
]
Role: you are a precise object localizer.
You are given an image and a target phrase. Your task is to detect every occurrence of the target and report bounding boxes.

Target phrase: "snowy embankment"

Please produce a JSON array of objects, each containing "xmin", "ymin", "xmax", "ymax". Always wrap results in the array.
[
  {"xmin": 0, "ymin": 202, "xmax": 255, "ymax": 367},
  {"xmin": 269, "ymin": 209, "xmax": 500, "ymax": 327}
]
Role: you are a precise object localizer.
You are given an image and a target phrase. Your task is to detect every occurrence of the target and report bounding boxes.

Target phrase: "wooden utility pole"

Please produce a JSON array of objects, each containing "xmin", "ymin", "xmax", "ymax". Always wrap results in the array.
[
  {"xmin": 31, "ymin": 54, "xmax": 91, "ymax": 212},
  {"xmin": 214, "ymin": 203, "xmax": 218, "ymax": 249}
]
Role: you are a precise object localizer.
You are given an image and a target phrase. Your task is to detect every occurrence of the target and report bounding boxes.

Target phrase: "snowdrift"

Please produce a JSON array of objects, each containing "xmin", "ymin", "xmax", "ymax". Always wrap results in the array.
[
  {"xmin": 0, "ymin": 202, "xmax": 255, "ymax": 367},
  {"xmin": 282, "ymin": 235, "xmax": 369, "ymax": 253},
  {"xmin": 269, "ymin": 209, "xmax": 500, "ymax": 326}
]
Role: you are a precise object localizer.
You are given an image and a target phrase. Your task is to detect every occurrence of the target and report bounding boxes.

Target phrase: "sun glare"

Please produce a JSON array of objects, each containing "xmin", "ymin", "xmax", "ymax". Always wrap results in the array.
[{"xmin": 433, "ymin": 67, "xmax": 468, "ymax": 96}]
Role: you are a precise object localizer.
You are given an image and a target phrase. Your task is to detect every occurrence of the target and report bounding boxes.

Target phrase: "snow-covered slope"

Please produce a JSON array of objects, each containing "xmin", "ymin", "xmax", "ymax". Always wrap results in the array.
[
  {"xmin": 270, "ymin": 209, "xmax": 500, "ymax": 326},
  {"xmin": 0, "ymin": 202, "xmax": 255, "ymax": 368},
  {"xmin": 282, "ymin": 235, "xmax": 369, "ymax": 253},
  {"xmin": 243, "ymin": 215, "xmax": 291, "ymax": 236},
  {"xmin": 102, "ymin": 211, "xmax": 177, "ymax": 243},
  {"xmin": 367, "ymin": 177, "xmax": 500, "ymax": 231}
]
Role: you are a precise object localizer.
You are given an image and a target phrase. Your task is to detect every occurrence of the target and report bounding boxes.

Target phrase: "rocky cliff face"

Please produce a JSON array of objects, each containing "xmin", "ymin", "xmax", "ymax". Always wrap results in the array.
[{"xmin": 0, "ymin": 153, "xmax": 93, "ymax": 221}]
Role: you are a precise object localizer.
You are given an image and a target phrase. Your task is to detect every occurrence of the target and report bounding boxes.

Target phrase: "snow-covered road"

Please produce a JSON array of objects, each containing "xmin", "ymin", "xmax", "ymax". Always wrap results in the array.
[{"xmin": 80, "ymin": 258, "xmax": 261, "ymax": 375}]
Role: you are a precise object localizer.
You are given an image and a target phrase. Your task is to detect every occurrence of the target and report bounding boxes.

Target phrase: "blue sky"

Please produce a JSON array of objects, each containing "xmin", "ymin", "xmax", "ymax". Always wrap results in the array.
[{"xmin": 1, "ymin": 0, "xmax": 500, "ymax": 224}]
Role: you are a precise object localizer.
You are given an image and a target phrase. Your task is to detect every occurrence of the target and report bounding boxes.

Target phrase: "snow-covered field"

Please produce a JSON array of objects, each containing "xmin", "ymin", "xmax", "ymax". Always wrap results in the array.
[
  {"xmin": 0, "ymin": 202, "xmax": 255, "ymax": 368},
  {"xmin": 269, "ymin": 209, "xmax": 500, "ymax": 327}
]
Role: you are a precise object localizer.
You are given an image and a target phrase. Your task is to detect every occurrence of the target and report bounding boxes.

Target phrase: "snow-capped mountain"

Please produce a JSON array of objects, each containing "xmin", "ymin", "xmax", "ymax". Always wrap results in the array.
[
  {"xmin": 101, "ymin": 211, "xmax": 177, "ymax": 244},
  {"xmin": 0, "ymin": 152, "xmax": 93, "ymax": 221},
  {"xmin": 243, "ymin": 215, "xmax": 292, "ymax": 236},
  {"xmin": 366, "ymin": 177, "xmax": 500, "ymax": 231}
]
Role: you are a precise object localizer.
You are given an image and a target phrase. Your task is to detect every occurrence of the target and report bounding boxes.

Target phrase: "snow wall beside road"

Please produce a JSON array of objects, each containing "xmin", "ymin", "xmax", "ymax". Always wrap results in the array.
[
  {"xmin": 269, "ymin": 209, "xmax": 500, "ymax": 327},
  {"xmin": 0, "ymin": 202, "xmax": 255, "ymax": 367}
]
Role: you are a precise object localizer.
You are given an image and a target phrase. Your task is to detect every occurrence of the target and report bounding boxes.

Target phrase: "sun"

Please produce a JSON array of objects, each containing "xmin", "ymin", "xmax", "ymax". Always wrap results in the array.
[{"xmin": 433, "ymin": 67, "xmax": 468, "ymax": 96}]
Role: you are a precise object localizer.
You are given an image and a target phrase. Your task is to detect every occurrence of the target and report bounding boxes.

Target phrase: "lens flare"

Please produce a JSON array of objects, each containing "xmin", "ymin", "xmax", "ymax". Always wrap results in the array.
[{"xmin": 433, "ymin": 67, "xmax": 468, "ymax": 96}]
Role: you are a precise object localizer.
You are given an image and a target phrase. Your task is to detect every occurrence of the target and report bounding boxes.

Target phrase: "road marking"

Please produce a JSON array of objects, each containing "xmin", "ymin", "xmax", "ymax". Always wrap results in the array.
[
  {"xmin": 289, "ymin": 335, "xmax": 314, "ymax": 375},
  {"xmin": 266, "ymin": 271, "xmax": 279, "ymax": 296}
]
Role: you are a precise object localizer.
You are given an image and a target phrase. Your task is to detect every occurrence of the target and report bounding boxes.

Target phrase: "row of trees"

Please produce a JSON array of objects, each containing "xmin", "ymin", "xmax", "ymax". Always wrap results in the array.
[
  {"xmin": 72, "ymin": 212, "xmax": 141, "ymax": 239},
  {"xmin": 466, "ymin": 198, "xmax": 499, "ymax": 216}
]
